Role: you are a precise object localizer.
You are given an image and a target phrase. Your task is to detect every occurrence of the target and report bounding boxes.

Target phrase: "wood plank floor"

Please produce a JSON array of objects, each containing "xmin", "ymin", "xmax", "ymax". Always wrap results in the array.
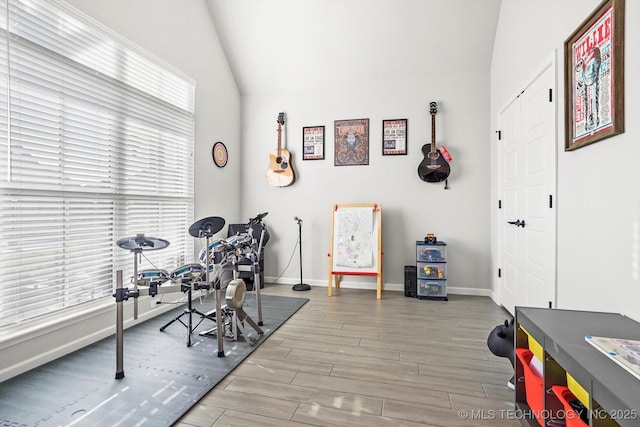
[{"xmin": 175, "ymin": 285, "xmax": 519, "ymax": 426}]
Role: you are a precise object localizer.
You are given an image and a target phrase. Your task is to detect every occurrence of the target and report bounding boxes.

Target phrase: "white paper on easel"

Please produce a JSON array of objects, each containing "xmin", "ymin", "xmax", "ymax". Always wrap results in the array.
[{"xmin": 335, "ymin": 207, "xmax": 373, "ymax": 268}]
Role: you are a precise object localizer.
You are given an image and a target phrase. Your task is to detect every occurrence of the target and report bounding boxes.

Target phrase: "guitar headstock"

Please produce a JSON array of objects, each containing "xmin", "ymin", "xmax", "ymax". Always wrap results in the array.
[
  {"xmin": 429, "ymin": 102, "xmax": 438, "ymax": 115},
  {"xmin": 277, "ymin": 112, "xmax": 285, "ymax": 126}
]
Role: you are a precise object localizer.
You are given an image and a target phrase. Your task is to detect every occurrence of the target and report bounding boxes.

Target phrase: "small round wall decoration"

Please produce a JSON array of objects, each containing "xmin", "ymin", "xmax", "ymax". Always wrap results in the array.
[{"xmin": 212, "ymin": 141, "xmax": 228, "ymax": 168}]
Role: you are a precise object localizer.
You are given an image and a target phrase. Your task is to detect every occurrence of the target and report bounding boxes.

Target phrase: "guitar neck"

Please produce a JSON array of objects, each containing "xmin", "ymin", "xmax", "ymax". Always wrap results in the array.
[
  {"xmin": 431, "ymin": 113, "xmax": 436, "ymax": 153},
  {"xmin": 277, "ymin": 124, "xmax": 282, "ymax": 156}
]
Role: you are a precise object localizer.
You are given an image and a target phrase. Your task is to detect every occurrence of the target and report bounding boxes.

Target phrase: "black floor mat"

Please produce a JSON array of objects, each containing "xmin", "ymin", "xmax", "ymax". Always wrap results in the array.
[{"xmin": 0, "ymin": 294, "xmax": 308, "ymax": 427}]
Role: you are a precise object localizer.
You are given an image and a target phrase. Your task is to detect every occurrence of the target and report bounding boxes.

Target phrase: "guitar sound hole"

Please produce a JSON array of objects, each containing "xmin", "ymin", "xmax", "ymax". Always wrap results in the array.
[{"xmin": 276, "ymin": 156, "xmax": 283, "ymax": 164}]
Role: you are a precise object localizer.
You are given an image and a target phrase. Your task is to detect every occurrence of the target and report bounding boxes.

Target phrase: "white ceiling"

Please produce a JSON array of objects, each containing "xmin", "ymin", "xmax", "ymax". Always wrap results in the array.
[{"xmin": 205, "ymin": 0, "xmax": 502, "ymax": 96}]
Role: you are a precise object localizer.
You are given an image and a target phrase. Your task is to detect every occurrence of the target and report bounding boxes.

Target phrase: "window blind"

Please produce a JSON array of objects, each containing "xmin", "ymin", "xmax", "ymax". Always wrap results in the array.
[{"xmin": 0, "ymin": 0, "xmax": 195, "ymax": 326}]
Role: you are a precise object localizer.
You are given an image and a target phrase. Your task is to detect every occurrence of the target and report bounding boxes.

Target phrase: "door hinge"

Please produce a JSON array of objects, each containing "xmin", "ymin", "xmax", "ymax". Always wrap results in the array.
[
  {"xmin": 549, "ymin": 88, "xmax": 553, "ymax": 102},
  {"xmin": 498, "ymin": 268, "xmax": 502, "ymax": 278},
  {"xmin": 549, "ymin": 194, "xmax": 553, "ymax": 208},
  {"xmin": 496, "ymin": 130, "xmax": 502, "ymax": 141},
  {"xmin": 498, "ymin": 199, "xmax": 502, "ymax": 209}
]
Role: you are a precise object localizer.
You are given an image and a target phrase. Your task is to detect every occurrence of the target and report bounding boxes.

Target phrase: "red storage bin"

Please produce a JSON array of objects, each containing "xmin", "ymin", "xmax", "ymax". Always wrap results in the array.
[
  {"xmin": 515, "ymin": 348, "xmax": 544, "ymax": 426},
  {"xmin": 551, "ymin": 385, "xmax": 588, "ymax": 427}
]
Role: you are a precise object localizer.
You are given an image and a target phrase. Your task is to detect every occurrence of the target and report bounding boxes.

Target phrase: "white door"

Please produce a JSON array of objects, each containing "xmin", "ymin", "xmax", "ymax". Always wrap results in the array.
[{"xmin": 498, "ymin": 58, "xmax": 557, "ymax": 315}]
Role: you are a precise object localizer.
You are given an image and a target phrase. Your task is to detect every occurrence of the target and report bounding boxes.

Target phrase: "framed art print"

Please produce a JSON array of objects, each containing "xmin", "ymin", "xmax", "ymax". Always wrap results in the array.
[
  {"xmin": 302, "ymin": 126, "xmax": 325, "ymax": 160},
  {"xmin": 382, "ymin": 119, "xmax": 407, "ymax": 155},
  {"xmin": 564, "ymin": 0, "xmax": 624, "ymax": 151},
  {"xmin": 334, "ymin": 118, "xmax": 369, "ymax": 166}
]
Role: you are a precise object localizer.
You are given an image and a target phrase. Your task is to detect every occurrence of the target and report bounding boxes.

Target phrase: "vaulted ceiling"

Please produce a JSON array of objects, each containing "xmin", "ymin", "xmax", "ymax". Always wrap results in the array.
[{"xmin": 205, "ymin": 0, "xmax": 502, "ymax": 96}]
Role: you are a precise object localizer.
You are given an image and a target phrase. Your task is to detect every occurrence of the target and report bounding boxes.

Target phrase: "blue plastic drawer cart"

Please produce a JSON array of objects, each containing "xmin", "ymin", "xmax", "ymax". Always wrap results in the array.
[{"xmin": 416, "ymin": 241, "xmax": 447, "ymax": 301}]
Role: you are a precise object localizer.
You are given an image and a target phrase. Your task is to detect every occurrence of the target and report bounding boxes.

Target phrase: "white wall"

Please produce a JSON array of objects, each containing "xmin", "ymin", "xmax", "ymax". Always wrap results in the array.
[
  {"xmin": 234, "ymin": 5, "xmax": 499, "ymax": 295},
  {"xmin": 491, "ymin": 0, "xmax": 640, "ymax": 322},
  {"xmin": 241, "ymin": 86, "xmax": 493, "ymax": 294},
  {"xmin": 0, "ymin": 0, "xmax": 242, "ymax": 381}
]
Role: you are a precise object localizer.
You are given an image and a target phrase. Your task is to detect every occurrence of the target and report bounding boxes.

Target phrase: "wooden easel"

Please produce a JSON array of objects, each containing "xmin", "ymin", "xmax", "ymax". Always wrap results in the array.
[{"xmin": 327, "ymin": 203, "xmax": 383, "ymax": 299}]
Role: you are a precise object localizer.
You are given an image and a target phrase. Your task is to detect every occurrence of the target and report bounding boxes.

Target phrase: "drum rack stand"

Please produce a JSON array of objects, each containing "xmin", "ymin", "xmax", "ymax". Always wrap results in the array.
[
  {"xmin": 113, "ymin": 216, "xmax": 267, "ymax": 379},
  {"xmin": 198, "ymin": 222, "xmax": 267, "ymax": 346}
]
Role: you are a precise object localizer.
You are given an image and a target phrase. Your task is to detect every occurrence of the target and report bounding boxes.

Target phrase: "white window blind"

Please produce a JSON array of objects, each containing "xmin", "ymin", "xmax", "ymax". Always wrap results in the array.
[{"xmin": 0, "ymin": 0, "xmax": 195, "ymax": 327}]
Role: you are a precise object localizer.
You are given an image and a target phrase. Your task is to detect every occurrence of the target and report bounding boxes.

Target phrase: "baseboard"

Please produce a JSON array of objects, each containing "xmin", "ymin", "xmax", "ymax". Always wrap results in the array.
[{"xmin": 265, "ymin": 276, "xmax": 491, "ymax": 297}]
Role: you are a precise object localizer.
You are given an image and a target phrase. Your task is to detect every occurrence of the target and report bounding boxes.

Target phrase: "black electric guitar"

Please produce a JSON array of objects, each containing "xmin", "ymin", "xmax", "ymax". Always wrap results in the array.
[{"xmin": 418, "ymin": 102, "xmax": 450, "ymax": 184}]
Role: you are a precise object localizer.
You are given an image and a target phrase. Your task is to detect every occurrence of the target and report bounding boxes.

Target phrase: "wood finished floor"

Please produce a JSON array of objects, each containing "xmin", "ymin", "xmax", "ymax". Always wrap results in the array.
[{"xmin": 175, "ymin": 285, "xmax": 519, "ymax": 427}]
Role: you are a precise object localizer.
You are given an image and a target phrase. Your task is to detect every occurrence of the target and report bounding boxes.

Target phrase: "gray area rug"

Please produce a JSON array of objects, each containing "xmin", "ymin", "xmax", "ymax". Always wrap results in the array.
[{"xmin": 0, "ymin": 294, "xmax": 308, "ymax": 427}]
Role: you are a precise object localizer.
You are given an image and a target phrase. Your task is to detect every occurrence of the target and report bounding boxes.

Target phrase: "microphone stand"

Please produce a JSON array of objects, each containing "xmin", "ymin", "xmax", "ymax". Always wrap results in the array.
[{"xmin": 292, "ymin": 217, "xmax": 310, "ymax": 291}]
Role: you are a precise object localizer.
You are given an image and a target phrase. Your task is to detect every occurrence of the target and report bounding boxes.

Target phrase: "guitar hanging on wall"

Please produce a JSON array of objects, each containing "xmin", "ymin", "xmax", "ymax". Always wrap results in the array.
[
  {"xmin": 418, "ymin": 101, "xmax": 451, "ymax": 187},
  {"xmin": 266, "ymin": 112, "xmax": 295, "ymax": 187}
]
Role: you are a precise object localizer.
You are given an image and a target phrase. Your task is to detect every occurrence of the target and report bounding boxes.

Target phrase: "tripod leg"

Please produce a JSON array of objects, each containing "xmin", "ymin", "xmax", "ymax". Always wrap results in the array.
[
  {"xmin": 160, "ymin": 316, "xmax": 176, "ymax": 331},
  {"xmin": 192, "ymin": 308, "xmax": 215, "ymax": 331},
  {"xmin": 160, "ymin": 310, "xmax": 189, "ymax": 332},
  {"xmin": 159, "ymin": 285, "xmax": 193, "ymax": 346}
]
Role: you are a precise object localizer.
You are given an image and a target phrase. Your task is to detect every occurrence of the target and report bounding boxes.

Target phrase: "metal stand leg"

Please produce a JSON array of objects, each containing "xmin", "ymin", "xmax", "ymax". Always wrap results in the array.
[
  {"xmin": 115, "ymin": 271, "xmax": 125, "ymax": 379},
  {"xmin": 133, "ymin": 250, "xmax": 139, "ymax": 320},
  {"xmin": 254, "ymin": 270, "xmax": 263, "ymax": 326},
  {"xmin": 113, "ymin": 270, "xmax": 138, "ymax": 379},
  {"xmin": 215, "ymin": 287, "xmax": 224, "ymax": 357},
  {"xmin": 255, "ymin": 227, "xmax": 266, "ymax": 325}
]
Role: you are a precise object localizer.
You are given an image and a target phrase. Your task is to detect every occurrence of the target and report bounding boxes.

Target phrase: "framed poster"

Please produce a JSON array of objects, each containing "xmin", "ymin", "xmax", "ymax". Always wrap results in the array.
[
  {"xmin": 382, "ymin": 119, "xmax": 407, "ymax": 155},
  {"xmin": 302, "ymin": 126, "xmax": 324, "ymax": 160},
  {"xmin": 564, "ymin": 0, "xmax": 625, "ymax": 151},
  {"xmin": 334, "ymin": 118, "xmax": 369, "ymax": 166}
]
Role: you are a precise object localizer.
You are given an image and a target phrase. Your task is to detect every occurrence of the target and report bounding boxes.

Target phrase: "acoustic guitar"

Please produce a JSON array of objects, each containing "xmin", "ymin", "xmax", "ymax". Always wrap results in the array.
[
  {"xmin": 418, "ymin": 101, "xmax": 450, "ymax": 185},
  {"xmin": 266, "ymin": 112, "xmax": 295, "ymax": 187}
]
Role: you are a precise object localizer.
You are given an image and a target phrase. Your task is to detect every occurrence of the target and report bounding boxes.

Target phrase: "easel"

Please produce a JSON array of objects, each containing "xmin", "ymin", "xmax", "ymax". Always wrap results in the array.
[{"xmin": 327, "ymin": 203, "xmax": 383, "ymax": 299}]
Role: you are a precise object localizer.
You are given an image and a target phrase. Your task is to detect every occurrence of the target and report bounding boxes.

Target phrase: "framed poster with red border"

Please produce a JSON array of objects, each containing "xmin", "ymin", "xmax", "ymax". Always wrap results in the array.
[
  {"xmin": 302, "ymin": 126, "xmax": 324, "ymax": 160},
  {"xmin": 564, "ymin": 0, "xmax": 624, "ymax": 151},
  {"xmin": 382, "ymin": 119, "xmax": 407, "ymax": 156}
]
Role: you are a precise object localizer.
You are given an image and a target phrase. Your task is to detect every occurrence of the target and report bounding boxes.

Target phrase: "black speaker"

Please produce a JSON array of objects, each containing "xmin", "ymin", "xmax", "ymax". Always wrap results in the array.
[{"xmin": 404, "ymin": 265, "xmax": 417, "ymax": 297}]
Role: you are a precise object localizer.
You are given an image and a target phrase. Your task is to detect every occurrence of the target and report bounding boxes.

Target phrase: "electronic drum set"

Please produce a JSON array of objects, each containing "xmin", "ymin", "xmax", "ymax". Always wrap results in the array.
[{"xmin": 113, "ymin": 214, "xmax": 268, "ymax": 379}]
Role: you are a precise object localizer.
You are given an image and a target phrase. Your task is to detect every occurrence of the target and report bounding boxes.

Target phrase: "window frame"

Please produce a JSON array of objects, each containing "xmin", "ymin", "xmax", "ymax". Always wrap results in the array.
[{"xmin": 0, "ymin": 0, "xmax": 196, "ymax": 328}]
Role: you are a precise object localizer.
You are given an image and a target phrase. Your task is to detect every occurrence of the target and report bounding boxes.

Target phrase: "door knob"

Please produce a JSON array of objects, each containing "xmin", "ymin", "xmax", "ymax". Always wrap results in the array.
[{"xmin": 507, "ymin": 219, "xmax": 526, "ymax": 228}]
